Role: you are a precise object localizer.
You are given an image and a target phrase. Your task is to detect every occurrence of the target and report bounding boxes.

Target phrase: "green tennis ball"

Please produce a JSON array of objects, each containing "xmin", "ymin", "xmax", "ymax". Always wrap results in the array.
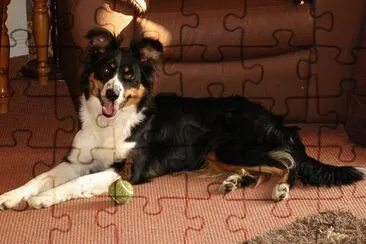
[{"xmin": 108, "ymin": 178, "xmax": 134, "ymax": 205}]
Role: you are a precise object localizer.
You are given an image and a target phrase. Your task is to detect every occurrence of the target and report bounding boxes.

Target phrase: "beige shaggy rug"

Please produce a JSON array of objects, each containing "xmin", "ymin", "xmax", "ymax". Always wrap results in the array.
[{"xmin": 244, "ymin": 210, "xmax": 366, "ymax": 243}]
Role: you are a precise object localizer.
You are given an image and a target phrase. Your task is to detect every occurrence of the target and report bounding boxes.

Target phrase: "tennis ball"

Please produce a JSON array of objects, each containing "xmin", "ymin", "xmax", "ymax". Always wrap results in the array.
[{"xmin": 108, "ymin": 178, "xmax": 134, "ymax": 204}]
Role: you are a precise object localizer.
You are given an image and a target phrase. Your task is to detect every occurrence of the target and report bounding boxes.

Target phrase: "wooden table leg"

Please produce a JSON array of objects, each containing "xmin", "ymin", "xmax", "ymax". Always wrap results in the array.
[
  {"xmin": 32, "ymin": 0, "xmax": 50, "ymax": 86},
  {"xmin": 0, "ymin": 0, "xmax": 10, "ymax": 114}
]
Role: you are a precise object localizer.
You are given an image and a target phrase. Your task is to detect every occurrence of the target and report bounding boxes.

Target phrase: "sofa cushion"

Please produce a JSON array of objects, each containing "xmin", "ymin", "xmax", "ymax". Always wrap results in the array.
[
  {"xmin": 135, "ymin": 0, "xmax": 313, "ymax": 61},
  {"xmin": 156, "ymin": 50, "xmax": 310, "ymax": 122}
]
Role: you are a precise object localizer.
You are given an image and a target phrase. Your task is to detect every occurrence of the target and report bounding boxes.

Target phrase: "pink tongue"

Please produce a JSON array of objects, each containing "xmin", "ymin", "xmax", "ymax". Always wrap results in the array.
[{"xmin": 102, "ymin": 102, "xmax": 119, "ymax": 117}]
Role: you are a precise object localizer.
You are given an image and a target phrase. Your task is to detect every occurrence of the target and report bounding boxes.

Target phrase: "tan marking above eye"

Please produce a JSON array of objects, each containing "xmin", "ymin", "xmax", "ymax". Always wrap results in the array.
[
  {"xmin": 124, "ymin": 66, "xmax": 130, "ymax": 72},
  {"xmin": 88, "ymin": 73, "xmax": 104, "ymax": 97},
  {"xmin": 111, "ymin": 63, "xmax": 116, "ymax": 68}
]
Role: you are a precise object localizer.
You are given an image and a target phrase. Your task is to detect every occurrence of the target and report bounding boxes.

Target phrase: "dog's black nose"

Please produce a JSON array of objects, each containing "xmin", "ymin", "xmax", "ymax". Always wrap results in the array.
[{"xmin": 105, "ymin": 89, "xmax": 119, "ymax": 102}]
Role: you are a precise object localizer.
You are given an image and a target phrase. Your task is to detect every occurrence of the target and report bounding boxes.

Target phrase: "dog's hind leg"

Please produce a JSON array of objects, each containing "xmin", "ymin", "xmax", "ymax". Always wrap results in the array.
[
  {"xmin": 219, "ymin": 165, "xmax": 292, "ymax": 201},
  {"xmin": 271, "ymin": 169, "xmax": 290, "ymax": 202},
  {"xmin": 205, "ymin": 151, "xmax": 295, "ymax": 201},
  {"xmin": 205, "ymin": 152, "xmax": 270, "ymax": 193},
  {"xmin": 217, "ymin": 168, "xmax": 261, "ymax": 193}
]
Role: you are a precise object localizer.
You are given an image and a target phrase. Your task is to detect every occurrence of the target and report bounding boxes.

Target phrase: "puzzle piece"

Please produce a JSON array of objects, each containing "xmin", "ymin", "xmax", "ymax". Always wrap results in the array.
[
  {"xmin": 0, "ymin": 132, "xmax": 55, "ymax": 196},
  {"xmin": 229, "ymin": 199, "xmax": 299, "ymax": 240},
  {"xmin": 242, "ymin": 50, "xmax": 309, "ymax": 121},
  {"xmin": 180, "ymin": 0, "xmax": 245, "ymax": 61},
  {"xmin": 47, "ymin": 199, "xmax": 116, "ymax": 243},
  {"xmin": 319, "ymin": 124, "xmax": 360, "ymax": 163},
  {"xmin": 132, "ymin": 173, "xmax": 188, "ymax": 214},
  {"xmin": 185, "ymin": 183, "xmax": 248, "ymax": 242},
  {"xmin": 96, "ymin": 197, "xmax": 203, "ymax": 243},
  {"xmin": 0, "ymin": 204, "xmax": 70, "ymax": 243},
  {"xmin": 0, "ymin": 80, "xmax": 76, "ymax": 148},
  {"xmin": 224, "ymin": 0, "xmax": 319, "ymax": 58},
  {"xmin": 313, "ymin": 0, "xmax": 366, "ymax": 64},
  {"xmin": 162, "ymin": 59, "xmax": 263, "ymax": 98},
  {"xmin": 303, "ymin": 0, "xmax": 366, "ymax": 123}
]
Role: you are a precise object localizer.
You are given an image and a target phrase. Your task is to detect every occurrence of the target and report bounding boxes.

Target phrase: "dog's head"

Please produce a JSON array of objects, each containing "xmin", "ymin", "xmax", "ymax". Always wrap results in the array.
[{"xmin": 81, "ymin": 27, "xmax": 163, "ymax": 118}]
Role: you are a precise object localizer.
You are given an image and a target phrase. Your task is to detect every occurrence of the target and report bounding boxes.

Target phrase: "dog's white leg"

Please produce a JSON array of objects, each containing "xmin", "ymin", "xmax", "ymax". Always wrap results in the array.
[
  {"xmin": 0, "ymin": 161, "xmax": 89, "ymax": 210},
  {"xmin": 0, "ymin": 124, "xmax": 109, "ymax": 210},
  {"xmin": 27, "ymin": 168, "xmax": 120, "ymax": 209},
  {"xmin": 272, "ymin": 183, "xmax": 290, "ymax": 202}
]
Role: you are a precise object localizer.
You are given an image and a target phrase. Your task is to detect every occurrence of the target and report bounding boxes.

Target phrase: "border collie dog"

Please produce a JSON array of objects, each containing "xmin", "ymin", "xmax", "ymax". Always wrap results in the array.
[{"xmin": 0, "ymin": 27, "xmax": 365, "ymax": 209}]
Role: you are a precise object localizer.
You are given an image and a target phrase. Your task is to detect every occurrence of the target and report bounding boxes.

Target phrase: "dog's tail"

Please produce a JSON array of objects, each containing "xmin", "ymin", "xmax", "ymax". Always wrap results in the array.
[{"xmin": 298, "ymin": 156, "xmax": 366, "ymax": 186}]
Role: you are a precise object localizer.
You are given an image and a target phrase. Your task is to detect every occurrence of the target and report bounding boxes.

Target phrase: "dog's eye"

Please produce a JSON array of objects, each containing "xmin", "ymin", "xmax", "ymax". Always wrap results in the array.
[
  {"xmin": 124, "ymin": 74, "xmax": 135, "ymax": 81},
  {"xmin": 102, "ymin": 67, "xmax": 111, "ymax": 74}
]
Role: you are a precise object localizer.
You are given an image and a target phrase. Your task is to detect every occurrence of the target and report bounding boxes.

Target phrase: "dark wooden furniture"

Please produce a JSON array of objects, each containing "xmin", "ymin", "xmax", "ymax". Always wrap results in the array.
[
  {"xmin": 0, "ymin": 0, "xmax": 50, "ymax": 114},
  {"xmin": 0, "ymin": 0, "xmax": 10, "ymax": 114}
]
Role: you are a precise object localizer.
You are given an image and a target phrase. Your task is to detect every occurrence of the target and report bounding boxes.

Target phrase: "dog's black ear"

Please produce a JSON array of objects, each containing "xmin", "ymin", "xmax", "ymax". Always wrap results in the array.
[
  {"xmin": 85, "ymin": 27, "xmax": 122, "ymax": 53},
  {"xmin": 131, "ymin": 38, "xmax": 164, "ymax": 67},
  {"xmin": 130, "ymin": 38, "xmax": 164, "ymax": 87}
]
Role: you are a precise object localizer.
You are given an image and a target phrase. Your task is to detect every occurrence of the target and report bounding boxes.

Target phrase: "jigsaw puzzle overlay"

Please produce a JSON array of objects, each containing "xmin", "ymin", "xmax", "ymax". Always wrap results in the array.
[{"xmin": 1, "ymin": 0, "xmax": 366, "ymax": 243}]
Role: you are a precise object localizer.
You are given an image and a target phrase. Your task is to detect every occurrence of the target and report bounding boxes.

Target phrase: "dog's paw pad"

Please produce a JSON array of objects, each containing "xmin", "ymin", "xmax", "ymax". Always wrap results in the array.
[
  {"xmin": 0, "ymin": 192, "xmax": 24, "ymax": 210},
  {"xmin": 218, "ymin": 174, "xmax": 242, "ymax": 194},
  {"xmin": 27, "ymin": 195, "xmax": 54, "ymax": 209},
  {"xmin": 272, "ymin": 183, "xmax": 290, "ymax": 202}
]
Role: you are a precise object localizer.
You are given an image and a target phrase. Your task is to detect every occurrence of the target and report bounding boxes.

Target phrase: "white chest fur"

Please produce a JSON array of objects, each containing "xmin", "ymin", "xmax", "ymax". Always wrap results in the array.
[{"xmin": 67, "ymin": 96, "xmax": 144, "ymax": 168}]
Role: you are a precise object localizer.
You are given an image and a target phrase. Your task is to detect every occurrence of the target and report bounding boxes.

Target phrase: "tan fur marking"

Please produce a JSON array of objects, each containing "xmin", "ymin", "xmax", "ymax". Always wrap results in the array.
[
  {"xmin": 117, "ymin": 153, "xmax": 134, "ymax": 181},
  {"xmin": 89, "ymin": 73, "xmax": 104, "ymax": 97},
  {"xmin": 123, "ymin": 84, "xmax": 145, "ymax": 107},
  {"xmin": 91, "ymin": 37, "xmax": 109, "ymax": 48},
  {"xmin": 205, "ymin": 152, "xmax": 289, "ymax": 186},
  {"xmin": 255, "ymin": 173, "xmax": 272, "ymax": 187},
  {"xmin": 279, "ymin": 171, "xmax": 289, "ymax": 184}
]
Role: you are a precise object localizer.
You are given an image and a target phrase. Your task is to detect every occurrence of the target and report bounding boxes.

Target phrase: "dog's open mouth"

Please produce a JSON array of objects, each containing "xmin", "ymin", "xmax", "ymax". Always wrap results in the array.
[
  {"xmin": 102, "ymin": 95, "xmax": 131, "ymax": 118},
  {"xmin": 102, "ymin": 102, "xmax": 119, "ymax": 117}
]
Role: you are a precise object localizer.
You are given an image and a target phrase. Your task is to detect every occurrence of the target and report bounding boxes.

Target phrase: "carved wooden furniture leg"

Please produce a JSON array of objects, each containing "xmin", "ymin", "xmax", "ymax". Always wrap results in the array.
[
  {"xmin": 20, "ymin": 0, "xmax": 63, "ymax": 81},
  {"xmin": 0, "ymin": 0, "xmax": 10, "ymax": 114},
  {"xmin": 32, "ymin": 0, "xmax": 50, "ymax": 85}
]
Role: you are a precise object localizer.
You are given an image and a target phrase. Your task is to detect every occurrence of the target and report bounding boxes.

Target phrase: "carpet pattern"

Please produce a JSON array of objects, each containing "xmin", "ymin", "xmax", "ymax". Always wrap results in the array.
[
  {"xmin": 1, "ymin": 79, "xmax": 366, "ymax": 243},
  {"xmin": 245, "ymin": 210, "xmax": 366, "ymax": 243}
]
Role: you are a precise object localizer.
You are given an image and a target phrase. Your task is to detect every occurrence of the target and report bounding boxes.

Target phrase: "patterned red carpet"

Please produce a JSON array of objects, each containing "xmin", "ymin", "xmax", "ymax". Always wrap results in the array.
[{"xmin": 1, "ymin": 79, "xmax": 366, "ymax": 243}]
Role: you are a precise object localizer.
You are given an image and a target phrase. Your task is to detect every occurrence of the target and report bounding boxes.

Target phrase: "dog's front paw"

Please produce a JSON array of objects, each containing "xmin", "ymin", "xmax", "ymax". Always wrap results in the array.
[
  {"xmin": 272, "ymin": 183, "xmax": 290, "ymax": 202},
  {"xmin": 27, "ymin": 194, "xmax": 56, "ymax": 209},
  {"xmin": 0, "ymin": 190, "xmax": 25, "ymax": 210}
]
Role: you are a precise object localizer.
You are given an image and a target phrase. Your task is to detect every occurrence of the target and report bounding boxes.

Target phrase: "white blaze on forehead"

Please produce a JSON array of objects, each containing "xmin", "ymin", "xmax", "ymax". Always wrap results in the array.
[
  {"xmin": 101, "ymin": 74, "xmax": 124, "ymax": 100},
  {"xmin": 100, "ymin": 74, "xmax": 125, "ymax": 117}
]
